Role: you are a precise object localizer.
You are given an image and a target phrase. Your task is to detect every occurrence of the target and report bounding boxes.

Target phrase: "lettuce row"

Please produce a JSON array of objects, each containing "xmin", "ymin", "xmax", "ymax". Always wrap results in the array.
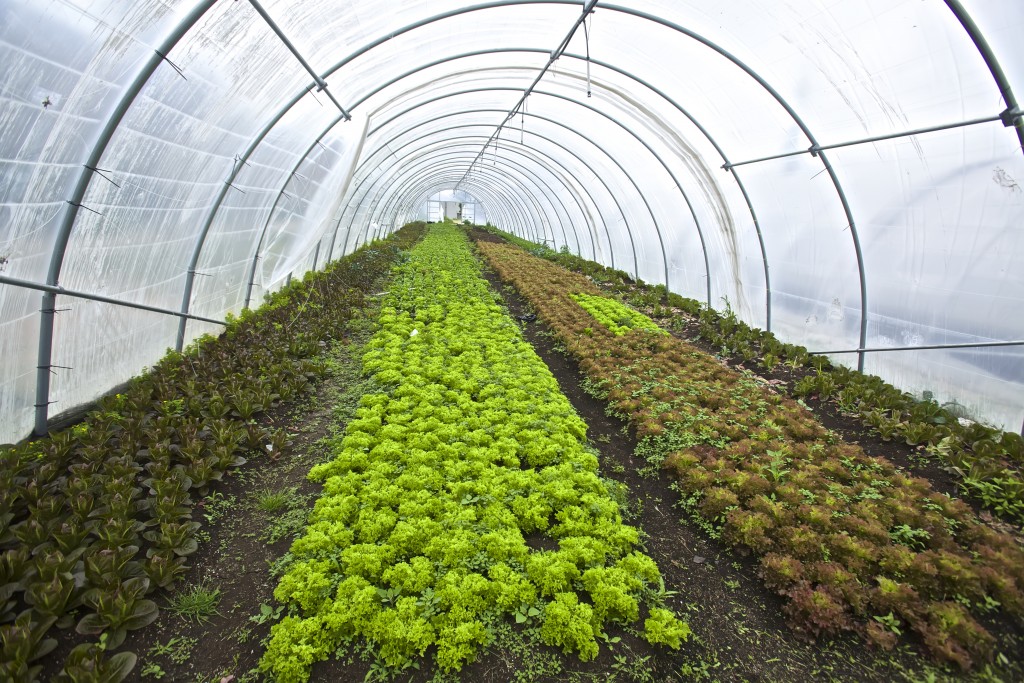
[
  {"xmin": 260, "ymin": 225, "xmax": 686, "ymax": 681},
  {"xmin": 570, "ymin": 292, "xmax": 665, "ymax": 336}
]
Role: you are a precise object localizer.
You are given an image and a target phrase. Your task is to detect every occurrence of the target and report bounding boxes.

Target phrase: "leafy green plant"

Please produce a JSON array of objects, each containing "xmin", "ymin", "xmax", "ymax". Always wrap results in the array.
[
  {"xmin": 643, "ymin": 608, "xmax": 691, "ymax": 649},
  {"xmin": 569, "ymin": 292, "xmax": 666, "ymax": 337},
  {"xmin": 60, "ymin": 643, "xmax": 137, "ymax": 683},
  {"xmin": 165, "ymin": 580, "xmax": 221, "ymax": 624},
  {"xmin": 148, "ymin": 636, "xmax": 197, "ymax": 665},
  {"xmin": 250, "ymin": 602, "xmax": 285, "ymax": 625}
]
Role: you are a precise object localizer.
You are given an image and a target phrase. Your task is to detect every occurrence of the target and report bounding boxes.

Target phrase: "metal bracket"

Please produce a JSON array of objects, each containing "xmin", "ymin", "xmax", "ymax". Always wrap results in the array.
[
  {"xmin": 154, "ymin": 49, "xmax": 187, "ymax": 80},
  {"xmin": 1001, "ymin": 106, "xmax": 1023, "ymax": 127},
  {"xmin": 83, "ymin": 165, "xmax": 121, "ymax": 188},
  {"xmin": 65, "ymin": 200, "xmax": 102, "ymax": 216}
]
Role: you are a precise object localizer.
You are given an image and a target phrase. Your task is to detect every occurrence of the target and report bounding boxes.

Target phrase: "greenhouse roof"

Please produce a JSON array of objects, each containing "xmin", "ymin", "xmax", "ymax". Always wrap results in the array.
[{"xmin": 1, "ymin": 0, "xmax": 1023, "ymax": 442}]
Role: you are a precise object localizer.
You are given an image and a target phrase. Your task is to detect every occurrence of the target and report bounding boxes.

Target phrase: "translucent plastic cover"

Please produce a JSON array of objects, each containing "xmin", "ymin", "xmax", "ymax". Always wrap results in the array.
[{"xmin": 1, "ymin": 0, "xmax": 1022, "ymax": 442}]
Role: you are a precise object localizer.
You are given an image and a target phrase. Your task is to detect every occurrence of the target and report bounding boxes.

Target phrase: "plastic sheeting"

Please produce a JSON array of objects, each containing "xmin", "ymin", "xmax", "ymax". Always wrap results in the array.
[{"xmin": 1, "ymin": 0, "xmax": 1022, "ymax": 442}]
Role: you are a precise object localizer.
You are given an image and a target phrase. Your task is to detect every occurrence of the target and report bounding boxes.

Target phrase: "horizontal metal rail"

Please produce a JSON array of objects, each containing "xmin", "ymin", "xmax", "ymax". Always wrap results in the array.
[
  {"xmin": 809, "ymin": 339, "xmax": 1024, "ymax": 355},
  {"xmin": 1, "ymin": 274, "xmax": 226, "ymax": 326},
  {"xmin": 724, "ymin": 115, "xmax": 1002, "ymax": 170}
]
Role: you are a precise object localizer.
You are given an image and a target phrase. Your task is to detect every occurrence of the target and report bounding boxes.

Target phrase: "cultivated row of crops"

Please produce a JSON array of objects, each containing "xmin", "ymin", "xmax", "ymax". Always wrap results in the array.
[
  {"xmin": 0, "ymin": 226, "xmax": 424, "ymax": 681},
  {"xmin": 261, "ymin": 225, "xmax": 687, "ymax": 681},
  {"xmin": 476, "ymin": 237, "xmax": 1024, "ymax": 671}
]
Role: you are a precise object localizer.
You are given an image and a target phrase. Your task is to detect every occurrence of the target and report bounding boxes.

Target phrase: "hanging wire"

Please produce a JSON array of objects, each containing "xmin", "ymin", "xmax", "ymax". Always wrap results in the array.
[
  {"xmin": 583, "ymin": 10, "xmax": 593, "ymax": 97},
  {"xmin": 454, "ymin": 0, "xmax": 598, "ymax": 190},
  {"xmin": 521, "ymin": 98, "xmax": 528, "ymax": 145}
]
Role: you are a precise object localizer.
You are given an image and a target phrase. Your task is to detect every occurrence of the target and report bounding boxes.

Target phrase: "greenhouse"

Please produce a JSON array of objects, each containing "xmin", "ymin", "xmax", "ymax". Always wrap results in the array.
[{"xmin": 1, "ymin": 0, "xmax": 1023, "ymax": 681}]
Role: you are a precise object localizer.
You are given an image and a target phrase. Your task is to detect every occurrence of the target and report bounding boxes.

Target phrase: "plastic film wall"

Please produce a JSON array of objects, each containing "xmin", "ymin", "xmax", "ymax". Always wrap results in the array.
[{"xmin": 1, "ymin": 0, "xmax": 1022, "ymax": 443}]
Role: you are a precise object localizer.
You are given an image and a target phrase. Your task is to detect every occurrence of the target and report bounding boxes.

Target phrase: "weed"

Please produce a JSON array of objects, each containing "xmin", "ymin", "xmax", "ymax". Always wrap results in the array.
[
  {"xmin": 610, "ymin": 652, "xmax": 656, "ymax": 682},
  {"xmin": 262, "ymin": 497, "xmax": 311, "ymax": 544},
  {"xmin": 166, "ymin": 581, "xmax": 222, "ymax": 624},
  {"xmin": 254, "ymin": 486, "xmax": 295, "ymax": 513},
  {"xmin": 233, "ymin": 625, "xmax": 254, "ymax": 643},
  {"xmin": 140, "ymin": 662, "xmax": 165, "ymax": 679},
  {"xmin": 148, "ymin": 636, "xmax": 198, "ymax": 665},
  {"xmin": 201, "ymin": 492, "xmax": 236, "ymax": 524}
]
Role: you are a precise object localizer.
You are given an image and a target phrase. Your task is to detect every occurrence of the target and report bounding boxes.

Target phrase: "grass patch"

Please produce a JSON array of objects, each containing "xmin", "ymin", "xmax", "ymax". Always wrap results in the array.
[
  {"xmin": 255, "ymin": 487, "xmax": 294, "ymax": 514},
  {"xmin": 166, "ymin": 581, "xmax": 222, "ymax": 624}
]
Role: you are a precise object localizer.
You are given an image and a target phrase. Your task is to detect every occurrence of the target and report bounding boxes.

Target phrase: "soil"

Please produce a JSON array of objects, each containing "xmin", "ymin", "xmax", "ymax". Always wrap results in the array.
[{"xmin": 69, "ymin": 232, "xmax": 1020, "ymax": 683}]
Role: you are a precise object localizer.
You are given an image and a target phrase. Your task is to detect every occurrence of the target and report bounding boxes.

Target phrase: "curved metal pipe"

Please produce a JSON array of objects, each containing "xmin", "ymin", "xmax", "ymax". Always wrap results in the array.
[
  {"xmin": 392, "ymin": 173, "xmax": 533, "ymax": 239},
  {"xmin": 365, "ymin": 87, "xmax": 689, "ymax": 289},
  {"xmin": 346, "ymin": 162, "xmax": 532, "ymax": 253},
  {"xmin": 348, "ymin": 134, "xmax": 598, "ymax": 259},
  {"xmin": 599, "ymin": 2, "xmax": 868, "ymax": 368},
  {"xmin": 943, "ymin": 0, "xmax": 1024, "ymax": 151},
  {"xmin": 181, "ymin": 0, "xmax": 866, "ymax": 361},
  {"xmin": 377, "ymin": 171, "xmax": 527, "ymax": 242},
  {"xmin": 338, "ymin": 116, "xmax": 643, "ymax": 277},
  {"xmin": 356, "ymin": 151, "xmax": 559, "ymax": 250},
  {"xmin": 33, "ymin": 0, "xmax": 219, "ymax": 434},
  {"xmin": 347, "ymin": 115, "xmax": 628, "ymax": 265},
  {"xmin": 368, "ymin": 150, "xmax": 581, "ymax": 250},
  {"xmin": 343, "ymin": 46, "xmax": 769, "ymax": 324},
  {"xmin": 357, "ymin": 152, "xmax": 569, "ymax": 251},
  {"xmin": 335, "ymin": 133, "xmax": 594, "ymax": 260},
  {"xmin": 358, "ymin": 170, "xmax": 531, "ymax": 252},
  {"xmin": 374, "ymin": 142, "xmax": 593, "ymax": 256},
  {"xmin": 336, "ymin": 146, "xmax": 545, "ymax": 251},
  {"xmin": 347, "ymin": 134, "xmax": 605, "ymax": 260}
]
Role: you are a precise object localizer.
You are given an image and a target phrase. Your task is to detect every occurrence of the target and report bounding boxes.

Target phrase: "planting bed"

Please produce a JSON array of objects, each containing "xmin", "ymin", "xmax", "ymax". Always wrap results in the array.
[
  {"xmin": 473, "ymin": 228, "xmax": 1024, "ymax": 675},
  {"xmin": 3, "ymin": 220, "xmax": 1022, "ymax": 683}
]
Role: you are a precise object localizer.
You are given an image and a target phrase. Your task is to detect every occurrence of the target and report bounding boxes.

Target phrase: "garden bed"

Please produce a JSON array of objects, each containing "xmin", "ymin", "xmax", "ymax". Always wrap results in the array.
[{"xmin": 4, "ymin": 221, "xmax": 1022, "ymax": 682}]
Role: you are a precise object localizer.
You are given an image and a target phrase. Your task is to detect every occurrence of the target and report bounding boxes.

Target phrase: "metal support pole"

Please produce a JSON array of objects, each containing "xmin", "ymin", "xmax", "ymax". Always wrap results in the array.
[
  {"xmin": 245, "ymin": 0, "xmax": 351, "ymax": 120},
  {"xmin": 809, "ymin": 339, "xmax": 1024, "ymax": 355},
  {"xmin": 399, "ymin": 146, "xmax": 585, "ymax": 255},
  {"xmin": 333, "ymin": 132, "xmax": 585, "ymax": 262},
  {"xmin": 366, "ymin": 87, "xmax": 685, "ymax": 290},
  {"xmin": 599, "ymin": 2, "xmax": 869, "ymax": 370},
  {"xmin": 340, "ymin": 46, "xmax": 765, "ymax": 313},
  {"xmin": 33, "ymin": 0, "xmax": 219, "ymax": 435},
  {"xmin": 2, "ymin": 275, "xmax": 226, "ymax": 326},
  {"xmin": 363, "ymin": 155, "xmax": 560, "ymax": 251},
  {"xmin": 174, "ymin": 85, "xmax": 333, "ymax": 353},
  {"xmin": 363, "ymin": 118, "xmax": 621, "ymax": 270},
  {"xmin": 383, "ymin": 173, "xmax": 531, "ymax": 244},
  {"xmin": 352, "ymin": 116, "xmax": 642, "ymax": 279},
  {"xmin": 353, "ymin": 170, "xmax": 531, "ymax": 253},
  {"xmin": 368, "ymin": 141, "xmax": 593, "ymax": 259},
  {"xmin": 370, "ymin": 167, "xmax": 534, "ymax": 244},
  {"xmin": 361, "ymin": 163, "xmax": 542, "ymax": 248}
]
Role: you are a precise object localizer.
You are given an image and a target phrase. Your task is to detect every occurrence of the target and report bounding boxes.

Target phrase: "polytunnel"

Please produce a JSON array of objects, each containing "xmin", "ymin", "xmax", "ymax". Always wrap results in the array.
[
  {"xmin": 2, "ymin": 0, "xmax": 1023, "ymax": 441},
  {"xmin": 5, "ymin": 1, "xmax": 1024, "ymax": 680}
]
